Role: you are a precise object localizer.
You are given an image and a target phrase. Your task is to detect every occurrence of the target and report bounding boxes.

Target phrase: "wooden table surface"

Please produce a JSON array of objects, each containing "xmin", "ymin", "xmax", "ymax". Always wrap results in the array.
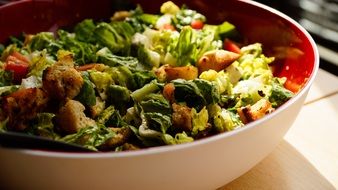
[{"xmin": 220, "ymin": 69, "xmax": 338, "ymax": 190}]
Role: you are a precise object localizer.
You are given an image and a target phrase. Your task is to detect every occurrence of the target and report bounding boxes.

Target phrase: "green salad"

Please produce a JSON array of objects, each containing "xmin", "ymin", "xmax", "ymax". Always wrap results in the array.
[{"xmin": 0, "ymin": 1, "xmax": 293, "ymax": 151}]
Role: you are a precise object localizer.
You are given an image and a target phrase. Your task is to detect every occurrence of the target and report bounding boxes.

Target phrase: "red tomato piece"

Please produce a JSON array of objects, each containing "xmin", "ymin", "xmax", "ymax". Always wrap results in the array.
[
  {"xmin": 190, "ymin": 20, "xmax": 204, "ymax": 30},
  {"xmin": 163, "ymin": 24, "xmax": 176, "ymax": 31},
  {"xmin": 11, "ymin": 51, "xmax": 30, "ymax": 63},
  {"xmin": 223, "ymin": 39, "xmax": 241, "ymax": 54},
  {"xmin": 284, "ymin": 80, "xmax": 301, "ymax": 93},
  {"xmin": 4, "ymin": 52, "xmax": 30, "ymax": 83},
  {"xmin": 163, "ymin": 83, "xmax": 175, "ymax": 103}
]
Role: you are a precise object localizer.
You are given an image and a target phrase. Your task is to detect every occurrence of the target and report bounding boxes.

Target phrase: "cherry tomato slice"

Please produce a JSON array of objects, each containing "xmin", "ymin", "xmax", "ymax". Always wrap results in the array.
[
  {"xmin": 223, "ymin": 39, "xmax": 241, "ymax": 54},
  {"xmin": 4, "ymin": 52, "xmax": 30, "ymax": 83},
  {"xmin": 190, "ymin": 20, "xmax": 204, "ymax": 30},
  {"xmin": 284, "ymin": 80, "xmax": 302, "ymax": 93},
  {"xmin": 163, "ymin": 24, "xmax": 176, "ymax": 31},
  {"xmin": 11, "ymin": 51, "xmax": 30, "ymax": 63}
]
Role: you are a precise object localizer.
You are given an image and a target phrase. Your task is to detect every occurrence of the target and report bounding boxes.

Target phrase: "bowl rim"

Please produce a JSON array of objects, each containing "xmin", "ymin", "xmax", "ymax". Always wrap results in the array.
[{"xmin": 1, "ymin": 0, "xmax": 320, "ymax": 158}]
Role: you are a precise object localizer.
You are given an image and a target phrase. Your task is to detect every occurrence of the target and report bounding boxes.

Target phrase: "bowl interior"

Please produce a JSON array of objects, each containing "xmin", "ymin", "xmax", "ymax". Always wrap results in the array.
[
  {"xmin": 0, "ymin": 0, "xmax": 317, "ymax": 93},
  {"xmin": 132, "ymin": 0, "xmax": 317, "ymax": 92}
]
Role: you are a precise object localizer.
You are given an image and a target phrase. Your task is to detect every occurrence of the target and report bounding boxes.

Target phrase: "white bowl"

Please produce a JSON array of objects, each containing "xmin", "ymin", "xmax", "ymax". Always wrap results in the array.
[{"xmin": 0, "ymin": 0, "xmax": 319, "ymax": 189}]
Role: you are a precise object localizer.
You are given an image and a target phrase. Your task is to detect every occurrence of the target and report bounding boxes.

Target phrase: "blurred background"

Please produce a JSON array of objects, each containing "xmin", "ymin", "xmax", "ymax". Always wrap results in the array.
[{"xmin": 255, "ymin": 0, "xmax": 338, "ymax": 76}]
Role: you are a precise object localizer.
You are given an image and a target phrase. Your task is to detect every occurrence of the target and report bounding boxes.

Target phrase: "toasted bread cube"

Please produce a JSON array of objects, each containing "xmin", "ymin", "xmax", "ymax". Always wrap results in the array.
[
  {"xmin": 43, "ymin": 55, "xmax": 83, "ymax": 100},
  {"xmin": 56, "ymin": 99, "xmax": 96, "ymax": 134},
  {"xmin": 237, "ymin": 99, "xmax": 274, "ymax": 124},
  {"xmin": 197, "ymin": 50, "xmax": 239, "ymax": 73}
]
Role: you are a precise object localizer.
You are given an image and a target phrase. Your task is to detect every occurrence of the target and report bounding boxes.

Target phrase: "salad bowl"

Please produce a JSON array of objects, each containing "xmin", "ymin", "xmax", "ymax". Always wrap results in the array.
[{"xmin": 0, "ymin": 0, "xmax": 319, "ymax": 189}]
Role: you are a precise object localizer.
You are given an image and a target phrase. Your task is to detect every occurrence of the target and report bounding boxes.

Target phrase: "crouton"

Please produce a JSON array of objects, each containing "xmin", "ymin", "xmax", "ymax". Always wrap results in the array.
[
  {"xmin": 99, "ymin": 127, "xmax": 132, "ymax": 150},
  {"xmin": 89, "ymin": 97, "xmax": 106, "ymax": 118},
  {"xmin": 162, "ymin": 83, "xmax": 175, "ymax": 103},
  {"xmin": 42, "ymin": 55, "xmax": 83, "ymax": 100},
  {"xmin": 172, "ymin": 103, "xmax": 192, "ymax": 132},
  {"xmin": 120, "ymin": 143, "xmax": 140, "ymax": 151},
  {"xmin": 155, "ymin": 64, "xmax": 198, "ymax": 82},
  {"xmin": 2, "ymin": 88, "xmax": 49, "ymax": 131},
  {"xmin": 197, "ymin": 49, "xmax": 239, "ymax": 73},
  {"xmin": 76, "ymin": 63, "xmax": 107, "ymax": 72},
  {"xmin": 164, "ymin": 65, "xmax": 198, "ymax": 81},
  {"xmin": 237, "ymin": 99, "xmax": 274, "ymax": 124},
  {"xmin": 111, "ymin": 11, "xmax": 131, "ymax": 21},
  {"xmin": 56, "ymin": 99, "xmax": 96, "ymax": 134}
]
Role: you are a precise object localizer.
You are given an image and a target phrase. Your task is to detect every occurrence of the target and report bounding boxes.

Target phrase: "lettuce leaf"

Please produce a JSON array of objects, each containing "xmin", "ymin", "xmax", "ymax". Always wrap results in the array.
[
  {"xmin": 27, "ymin": 113, "xmax": 59, "ymax": 139},
  {"xmin": 191, "ymin": 106, "xmax": 209, "ymax": 136},
  {"xmin": 139, "ymin": 93, "xmax": 171, "ymax": 115},
  {"xmin": 0, "ymin": 70, "xmax": 13, "ymax": 87},
  {"xmin": 269, "ymin": 78, "xmax": 293, "ymax": 108},
  {"xmin": 93, "ymin": 21, "xmax": 135, "ymax": 56},
  {"xmin": 74, "ymin": 19, "xmax": 96, "ymax": 42},
  {"xmin": 27, "ymin": 32, "xmax": 62, "ymax": 55},
  {"xmin": 61, "ymin": 124, "xmax": 116, "ymax": 151},
  {"xmin": 96, "ymin": 105, "xmax": 126, "ymax": 128},
  {"xmin": 75, "ymin": 72, "xmax": 96, "ymax": 107},
  {"xmin": 172, "ymin": 78, "xmax": 219, "ymax": 110},
  {"xmin": 57, "ymin": 30, "xmax": 98, "ymax": 65},
  {"xmin": 28, "ymin": 50, "xmax": 55, "ymax": 77}
]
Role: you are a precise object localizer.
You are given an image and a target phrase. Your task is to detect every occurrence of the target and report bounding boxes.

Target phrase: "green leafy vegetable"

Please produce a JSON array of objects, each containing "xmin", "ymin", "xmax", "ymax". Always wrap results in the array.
[
  {"xmin": 191, "ymin": 106, "xmax": 209, "ymax": 136},
  {"xmin": 193, "ymin": 79, "xmax": 220, "ymax": 104},
  {"xmin": 0, "ymin": 70, "xmax": 13, "ymax": 87},
  {"xmin": 9, "ymin": 35, "xmax": 24, "ymax": 48},
  {"xmin": 89, "ymin": 70, "xmax": 113, "ymax": 98},
  {"xmin": 93, "ymin": 22, "xmax": 135, "ymax": 55},
  {"xmin": 137, "ymin": 14, "xmax": 160, "ymax": 26},
  {"xmin": 139, "ymin": 93, "xmax": 171, "ymax": 115},
  {"xmin": 172, "ymin": 26, "xmax": 196, "ymax": 66},
  {"xmin": 0, "ymin": 85, "xmax": 19, "ymax": 97},
  {"xmin": 0, "ymin": 44, "xmax": 4, "ymax": 56},
  {"xmin": 107, "ymin": 84, "xmax": 131, "ymax": 114},
  {"xmin": 172, "ymin": 79, "xmax": 205, "ymax": 110},
  {"xmin": 172, "ymin": 78, "xmax": 219, "ymax": 110},
  {"xmin": 0, "ymin": 117, "xmax": 8, "ymax": 132},
  {"xmin": 96, "ymin": 105, "xmax": 126, "ymax": 127},
  {"xmin": 28, "ymin": 50, "xmax": 55, "ymax": 77},
  {"xmin": 58, "ymin": 30, "xmax": 98, "ymax": 65},
  {"xmin": 169, "ymin": 26, "xmax": 221, "ymax": 66},
  {"xmin": 136, "ymin": 44, "xmax": 161, "ymax": 68},
  {"xmin": 269, "ymin": 79, "xmax": 293, "ymax": 108},
  {"xmin": 27, "ymin": 32, "xmax": 62, "ymax": 55},
  {"xmin": 132, "ymin": 70, "xmax": 156, "ymax": 89},
  {"xmin": 199, "ymin": 70, "xmax": 233, "ymax": 95},
  {"xmin": 131, "ymin": 81, "xmax": 160, "ymax": 102},
  {"xmin": 208, "ymin": 104, "xmax": 243, "ymax": 132},
  {"xmin": 75, "ymin": 72, "xmax": 96, "ymax": 106},
  {"xmin": 74, "ymin": 19, "xmax": 96, "ymax": 42},
  {"xmin": 61, "ymin": 124, "xmax": 115, "ymax": 151},
  {"xmin": 162, "ymin": 132, "xmax": 194, "ymax": 145},
  {"xmin": 96, "ymin": 47, "xmax": 139, "ymax": 68},
  {"xmin": 216, "ymin": 21, "xmax": 237, "ymax": 39},
  {"xmin": 27, "ymin": 113, "xmax": 59, "ymax": 139},
  {"xmin": 144, "ymin": 112, "xmax": 171, "ymax": 134}
]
